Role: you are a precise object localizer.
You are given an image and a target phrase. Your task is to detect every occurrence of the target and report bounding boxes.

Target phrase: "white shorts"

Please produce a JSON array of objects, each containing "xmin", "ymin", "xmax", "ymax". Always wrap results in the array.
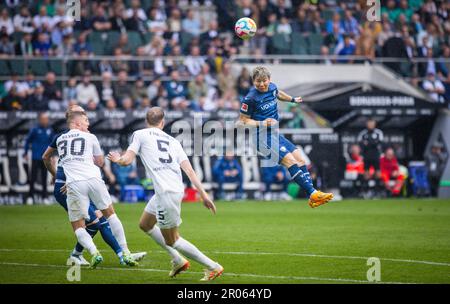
[
  {"xmin": 144, "ymin": 192, "xmax": 184, "ymax": 229},
  {"xmin": 67, "ymin": 178, "xmax": 112, "ymax": 222}
]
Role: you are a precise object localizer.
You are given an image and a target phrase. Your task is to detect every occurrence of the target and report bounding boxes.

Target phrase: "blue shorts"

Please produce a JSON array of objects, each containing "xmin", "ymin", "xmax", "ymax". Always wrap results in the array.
[
  {"xmin": 54, "ymin": 182, "xmax": 98, "ymax": 224},
  {"xmin": 255, "ymin": 131, "xmax": 297, "ymax": 164}
]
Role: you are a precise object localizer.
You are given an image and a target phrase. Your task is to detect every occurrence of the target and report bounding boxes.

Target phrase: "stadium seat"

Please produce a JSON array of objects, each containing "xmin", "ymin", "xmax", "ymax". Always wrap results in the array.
[
  {"xmin": 142, "ymin": 32, "xmax": 153, "ymax": 44},
  {"xmin": 28, "ymin": 60, "xmax": 49, "ymax": 76},
  {"xmin": 271, "ymin": 33, "xmax": 291, "ymax": 54},
  {"xmin": 91, "ymin": 40, "xmax": 106, "ymax": 55},
  {"xmin": 126, "ymin": 31, "xmax": 143, "ymax": 50},
  {"xmin": 49, "ymin": 60, "xmax": 64, "ymax": 75},
  {"xmin": 0, "ymin": 60, "xmax": 11, "ymax": 76},
  {"xmin": 180, "ymin": 31, "xmax": 194, "ymax": 53},
  {"xmin": 291, "ymin": 32, "xmax": 308, "ymax": 55},
  {"xmin": 308, "ymin": 33, "xmax": 324, "ymax": 55},
  {"xmin": 8, "ymin": 59, "xmax": 26, "ymax": 75}
]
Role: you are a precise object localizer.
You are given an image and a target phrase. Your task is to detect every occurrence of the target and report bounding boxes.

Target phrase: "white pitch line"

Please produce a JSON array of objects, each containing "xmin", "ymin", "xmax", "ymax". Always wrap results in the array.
[
  {"xmin": 0, "ymin": 261, "xmax": 414, "ymax": 284},
  {"xmin": 1, "ymin": 248, "xmax": 449, "ymax": 267}
]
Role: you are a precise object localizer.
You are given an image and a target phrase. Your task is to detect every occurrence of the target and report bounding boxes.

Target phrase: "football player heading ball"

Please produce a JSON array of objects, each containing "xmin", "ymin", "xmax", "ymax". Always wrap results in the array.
[{"xmin": 238, "ymin": 66, "xmax": 334, "ymax": 208}]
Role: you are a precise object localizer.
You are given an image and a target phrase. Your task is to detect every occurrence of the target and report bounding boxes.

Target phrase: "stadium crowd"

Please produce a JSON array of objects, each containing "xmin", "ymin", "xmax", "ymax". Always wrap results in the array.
[{"xmin": 0, "ymin": 0, "xmax": 449, "ymax": 112}]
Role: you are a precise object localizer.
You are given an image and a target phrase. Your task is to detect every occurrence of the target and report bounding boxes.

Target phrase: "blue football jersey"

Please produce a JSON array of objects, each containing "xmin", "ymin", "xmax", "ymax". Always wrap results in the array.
[{"xmin": 240, "ymin": 83, "xmax": 279, "ymax": 121}]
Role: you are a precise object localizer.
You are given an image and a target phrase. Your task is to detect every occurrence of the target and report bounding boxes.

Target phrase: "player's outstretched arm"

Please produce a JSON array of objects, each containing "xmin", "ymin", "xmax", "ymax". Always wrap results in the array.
[
  {"xmin": 277, "ymin": 89, "xmax": 302, "ymax": 103},
  {"xmin": 180, "ymin": 159, "xmax": 216, "ymax": 214},
  {"xmin": 238, "ymin": 113, "xmax": 277, "ymax": 127},
  {"xmin": 42, "ymin": 147, "xmax": 57, "ymax": 178},
  {"xmin": 107, "ymin": 150, "xmax": 136, "ymax": 166}
]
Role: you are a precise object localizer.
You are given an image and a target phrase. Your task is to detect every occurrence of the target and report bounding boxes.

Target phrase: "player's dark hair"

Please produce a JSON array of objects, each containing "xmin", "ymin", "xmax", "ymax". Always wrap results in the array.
[{"xmin": 146, "ymin": 107, "xmax": 165, "ymax": 126}]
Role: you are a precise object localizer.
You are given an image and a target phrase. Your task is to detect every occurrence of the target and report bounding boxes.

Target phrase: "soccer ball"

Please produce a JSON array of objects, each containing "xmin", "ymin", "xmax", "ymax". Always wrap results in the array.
[{"xmin": 235, "ymin": 17, "xmax": 257, "ymax": 40}]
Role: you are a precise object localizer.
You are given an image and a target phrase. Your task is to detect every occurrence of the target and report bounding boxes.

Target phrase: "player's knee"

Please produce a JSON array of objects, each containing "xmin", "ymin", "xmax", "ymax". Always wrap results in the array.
[{"xmin": 139, "ymin": 220, "xmax": 152, "ymax": 232}]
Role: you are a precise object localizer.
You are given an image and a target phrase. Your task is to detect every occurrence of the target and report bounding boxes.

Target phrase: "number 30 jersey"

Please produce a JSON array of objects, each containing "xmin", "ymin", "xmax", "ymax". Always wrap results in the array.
[
  {"xmin": 55, "ymin": 129, "xmax": 103, "ymax": 183},
  {"xmin": 127, "ymin": 127, "xmax": 188, "ymax": 194}
]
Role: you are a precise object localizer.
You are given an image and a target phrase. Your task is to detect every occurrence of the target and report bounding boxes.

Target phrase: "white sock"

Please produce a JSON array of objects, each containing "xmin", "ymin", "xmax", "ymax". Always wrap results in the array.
[
  {"xmin": 172, "ymin": 237, "xmax": 218, "ymax": 270},
  {"xmin": 107, "ymin": 214, "xmax": 130, "ymax": 255},
  {"xmin": 146, "ymin": 226, "xmax": 184, "ymax": 264},
  {"xmin": 74, "ymin": 228, "xmax": 97, "ymax": 256}
]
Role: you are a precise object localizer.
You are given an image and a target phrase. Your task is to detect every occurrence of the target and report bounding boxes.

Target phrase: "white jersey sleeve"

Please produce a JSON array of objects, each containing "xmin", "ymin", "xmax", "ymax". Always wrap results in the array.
[
  {"xmin": 172, "ymin": 140, "xmax": 189, "ymax": 165},
  {"xmin": 92, "ymin": 134, "xmax": 103, "ymax": 156},
  {"xmin": 127, "ymin": 131, "xmax": 141, "ymax": 155}
]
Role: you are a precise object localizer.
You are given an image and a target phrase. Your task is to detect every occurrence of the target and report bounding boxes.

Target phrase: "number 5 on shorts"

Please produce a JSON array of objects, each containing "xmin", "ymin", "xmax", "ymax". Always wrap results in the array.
[{"xmin": 157, "ymin": 210, "xmax": 165, "ymax": 221}]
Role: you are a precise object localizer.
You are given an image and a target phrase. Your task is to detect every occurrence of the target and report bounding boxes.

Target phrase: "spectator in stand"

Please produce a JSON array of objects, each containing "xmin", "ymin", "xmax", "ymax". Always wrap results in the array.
[
  {"xmin": 33, "ymin": 32, "xmax": 53, "ymax": 56},
  {"xmin": 166, "ymin": 8, "xmax": 182, "ymax": 36},
  {"xmin": 15, "ymin": 31, "xmax": 33, "ymax": 56},
  {"xmin": 26, "ymin": 83, "xmax": 49, "ymax": 111},
  {"xmin": 73, "ymin": 32, "xmax": 92, "ymax": 55},
  {"xmin": 121, "ymin": 96, "xmax": 134, "ymax": 110},
  {"xmin": 184, "ymin": 45, "xmax": 205, "ymax": 76},
  {"xmin": 1, "ymin": 86, "xmax": 25, "ymax": 110},
  {"xmin": 76, "ymin": 71, "xmax": 99, "ymax": 106},
  {"xmin": 236, "ymin": 67, "xmax": 252, "ymax": 97},
  {"xmin": 33, "ymin": 6, "xmax": 52, "ymax": 30},
  {"xmin": 165, "ymin": 70, "xmax": 188, "ymax": 102},
  {"xmin": 125, "ymin": 0, "xmax": 148, "ymax": 21},
  {"xmin": 182, "ymin": 9, "xmax": 201, "ymax": 37},
  {"xmin": 212, "ymin": 151, "xmax": 244, "ymax": 200},
  {"xmin": 326, "ymin": 12, "xmax": 344, "ymax": 36},
  {"xmin": 342, "ymin": 9, "xmax": 360, "ymax": 38},
  {"xmin": 91, "ymin": 5, "xmax": 112, "ymax": 32},
  {"xmin": 146, "ymin": 7, "xmax": 167, "ymax": 36},
  {"xmin": 336, "ymin": 34, "xmax": 356, "ymax": 63},
  {"xmin": 113, "ymin": 70, "xmax": 132, "ymax": 105},
  {"xmin": 261, "ymin": 165, "xmax": 291, "ymax": 201},
  {"xmin": 111, "ymin": 155, "xmax": 140, "ymax": 193},
  {"xmin": 217, "ymin": 61, "xmax": 236, "ymax": 100},
  {"xmin": 13, "ymin": 5, "xmax": 34, "ymax": 34},
  {"xmin": 42, "ymin": 71, "xmax": 62, "ymax": 110},
  {"xmin": 126, "ymin": 8, "xmax": 147, "ymax": 33},
  {"xmin": 73, "ymin": 7, "xmax": 91, "ymax": 32},
  {"xmin": 105, "ymin": 98, "xmax": 117, "ymax": 110},
  {"xmin": 425, "ymin": 141, "xmax": 447, "ymax": 197},
  {"xmin": 0, "ymin": 8, "xmax": 14, "ymax": 35},
  {"xmin": 0, "ymin": 33, "xmax": 15, "ymax": 57},
  {"xmin": 200, "ymin": 20, "xmax": 220, "ymax": 51},
  {"xmin": 56, "ymin": 33, "xmax": 74, "ymax": 56},
  {"xmin": 24, "ymin": 71, "xmax": 41, "ymax": 96},
  {"xmin": 188, "ymin": 73, "xmax": 208, "ymax": 102},
  {"xmin": 381, "ymin": 0, "xmax": 400, "ymax": 23},
  {"xmin": 63, "ymin": 76, "xmax": 77, "ymax": 105},
  {"xmin": 23, "ymin": 112, "xmax": 54, "ymax": 205},
  {"xmin": 4, "ymin": 73, "xmax": 27, "ymax": 94},
  {"xmin": 130, "ymin": 76, "xmax": 149, "ymax": 105},
  {"xmin": 345, "ymin": 144, "xmax": 365, "ymax": 196},
  {"xmin": 422, "ymin": 72, "xmax": 446, "ymax": 103},
  {"xmin": 110, "ymin": 4, "xmax": 127, "ymax": 33},
  {"xmin": 355, "ymin": 28, "xmax": 375, "ymax": 62},
  {"xmin": 380, "ymin": 147, "xmax": 405, "ymax": 197},
  {"xmin": 292, "ymin": 8, "xmax": 313, "ymax": 34},
  {"xmin": 437, "ymin": 45, "xmax": 450, "ymax": 101},
  {"xmin": 418, "ymin": 47, "xmax": 438, "ymax": 78}
]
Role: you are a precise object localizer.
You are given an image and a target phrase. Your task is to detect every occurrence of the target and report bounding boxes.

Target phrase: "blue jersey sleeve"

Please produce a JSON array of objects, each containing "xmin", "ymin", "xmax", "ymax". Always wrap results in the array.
[
  {"xmin": 240, "ymin": 95, "xmax": 254, "ymax": 116},
  {"xmin": 49, "ymin": 132, "xmax": 60, "ymax": 149}
]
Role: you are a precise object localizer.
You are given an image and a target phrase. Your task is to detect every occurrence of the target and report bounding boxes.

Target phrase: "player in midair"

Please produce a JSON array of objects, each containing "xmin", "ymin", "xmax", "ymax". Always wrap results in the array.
[
  {"xmin": 238, "ymin": 66, "xmax": 333, "ymax": 207},
  {"xmin": 50, "ymin": 109, "xmax": 137, "ymax": 268},
  {"xmin": 42, "ymin": 105, "xmax": 146, "ymax": 266},
  {"xmin": 108, "ymin": 107, "xmax": 224, "ymax": 281}
]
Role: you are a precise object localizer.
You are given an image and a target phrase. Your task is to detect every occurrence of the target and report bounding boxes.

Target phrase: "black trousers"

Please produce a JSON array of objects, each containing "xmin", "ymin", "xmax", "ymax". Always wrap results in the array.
[{"xmin": 28, "ymin": 159, "xmax": 48, "ymax": 201}]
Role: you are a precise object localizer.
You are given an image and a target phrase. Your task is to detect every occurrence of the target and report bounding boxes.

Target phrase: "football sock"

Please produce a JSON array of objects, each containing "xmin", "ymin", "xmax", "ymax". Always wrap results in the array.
[
  {"xmin": 74, "ymin": 228, "xmax": 98, "ymax": 256},
  {"xmin": 73, "ymin": 222, "xmax": 99, "ymax": 254},
  {"xmin": 288, "ymin": 164, "xmax": 316, "ymax": 196},
  {"xmin": 172, "ymin": 237, "xmax": 218, "ymax": 270},
  {"xmin": 146, "ymin": 226, "xmax": 184, "ymax": 264},
  {"xmin": 98, "ymin": 217, "xmax": 123, "ymax": 256},
  {"xmin": 106, "ymin": 214, "xmax": 130, "ymax": 255}
]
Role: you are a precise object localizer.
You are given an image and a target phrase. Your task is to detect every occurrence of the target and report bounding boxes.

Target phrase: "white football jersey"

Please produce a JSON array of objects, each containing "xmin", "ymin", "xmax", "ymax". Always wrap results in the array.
[
  {"xmin": 128, "ymin": 127, "xmax": 188, "ymax": 193},
  {"xmin": 56, "ymin": 129, "xmax": 103, "ymax": 183}
]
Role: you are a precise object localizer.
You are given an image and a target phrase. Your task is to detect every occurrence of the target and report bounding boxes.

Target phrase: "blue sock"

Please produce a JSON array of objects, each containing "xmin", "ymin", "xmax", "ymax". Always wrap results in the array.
[
  {"xmin": 73, "ymin": 223, "xmax": 99, "ymax": 255},
  {"xmin": 288, "ymin": 164, "xmax": 316, "ymax": 196},
  {"xmin": 98, "ymin": 217, "xmax": 123, "ymax": 256}
]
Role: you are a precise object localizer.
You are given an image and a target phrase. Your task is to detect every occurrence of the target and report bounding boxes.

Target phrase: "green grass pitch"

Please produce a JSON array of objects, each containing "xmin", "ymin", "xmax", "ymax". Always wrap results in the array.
[{"xmin": 0, "ymin": 199, "xmax": 449, "ymax": 284}]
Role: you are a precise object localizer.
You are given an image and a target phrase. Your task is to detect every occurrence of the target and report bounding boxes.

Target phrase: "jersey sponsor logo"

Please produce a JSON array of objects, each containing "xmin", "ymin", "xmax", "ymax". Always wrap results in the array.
[
  {"xmin": 241, "ymin": 103, "xmax": 248, "ymax": 112},
  {"xmin": 260, "ymin": 100, "xmax": 277, "ymax": 111}
]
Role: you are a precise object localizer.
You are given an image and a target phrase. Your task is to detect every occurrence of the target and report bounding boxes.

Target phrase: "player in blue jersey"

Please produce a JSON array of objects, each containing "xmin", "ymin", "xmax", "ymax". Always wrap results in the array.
[
  {"xmin": 238, "ymin": 66, "xmax": 333, "ymax": 207},
  {"xmin": 42, "ymin": 105, "xmax": 146, "ymax": 266}
]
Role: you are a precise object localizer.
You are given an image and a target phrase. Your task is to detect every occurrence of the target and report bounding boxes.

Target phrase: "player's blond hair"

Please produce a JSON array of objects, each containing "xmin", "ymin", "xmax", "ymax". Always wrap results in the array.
[
  {"xmin": 66, "ymin": 110, "xmax": 87, "ymax": 125},
  {"xmin": 146, "ymin": 107, "xmax": 165, "ymax": 126},
  {"xmin": 252, "ymin": 66, "xmax": 271, "ymax": 81},
  {"xmin": 65, "ymin": 105, "xmax": 85, "ymax": 119}
]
